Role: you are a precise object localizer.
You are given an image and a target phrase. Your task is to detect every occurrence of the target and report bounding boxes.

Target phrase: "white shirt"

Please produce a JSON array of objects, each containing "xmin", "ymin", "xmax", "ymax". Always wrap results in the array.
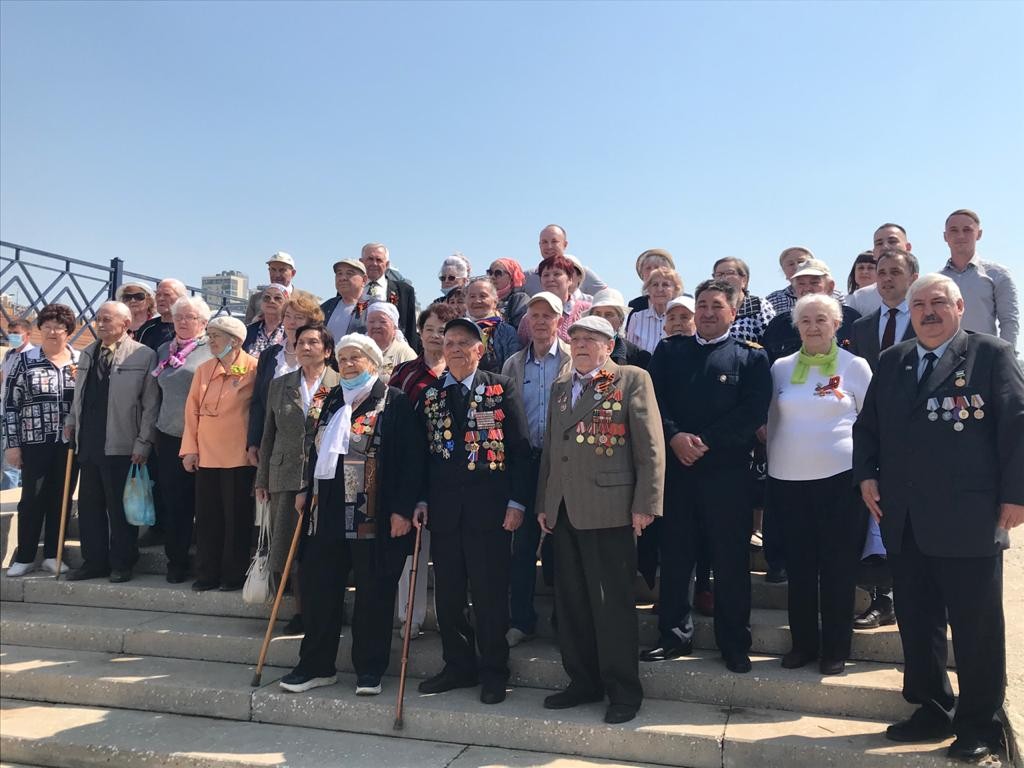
[
  {"xmin": 363, "ymin": 277, "xmax": 388, "ymax": 300},
  {"xmin": 299, "ymin": 371, "xmax": 326, "ymax": 416},
  {"xmin": 695, "ymin": 330, "xmax": 732, "ymax": 346},
  {"xmin": 624, "ymin": 307, "xmax": 667, "ymax": 353},
  {"xmin": 876, "ymin": 300, "xmax": 911, "ymax": 347},
  {"xmin": 767, "ymin": 349, "xmax": 873, "ymax": 481},
  {"xmin": 846, "ymin": 284, "xmax": 882, "ymax": 316},
  {"xmin": 571, "ymin": 365, "xmax": 603, "ymax": 406},
  {"xmin": 273, "ymin": 348, "xmax": 300, "ymax": 380}
]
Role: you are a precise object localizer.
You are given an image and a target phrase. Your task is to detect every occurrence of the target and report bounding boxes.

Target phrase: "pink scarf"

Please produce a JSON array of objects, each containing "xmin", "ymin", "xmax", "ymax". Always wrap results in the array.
[
  {"xmin": 151, "ymin": 337, "xmax": 199, "ymax": 377},
  {"xmin": 493, "ymin": 258, "xmax": 525, "ymax": 299}
]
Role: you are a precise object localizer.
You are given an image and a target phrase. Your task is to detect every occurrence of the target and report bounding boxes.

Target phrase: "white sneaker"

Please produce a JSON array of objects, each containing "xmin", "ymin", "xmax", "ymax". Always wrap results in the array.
[
  {"xmin": 41, "ymin": 558, "xmax": 69, "ymax": 574},
  {"xmin": 506, "ymin": 627, "xmax": 535, "ymax": 647},
  {"xmin": 278, "ymin": 673, "xmax": 337, "ymax": 693},
  {"xmin": 6, "ymin": 561, "xmax": 35, "ymax": 577},
  {"xmin": 355, "ymin": 679, "xmax": 382, "ymax": 696}
]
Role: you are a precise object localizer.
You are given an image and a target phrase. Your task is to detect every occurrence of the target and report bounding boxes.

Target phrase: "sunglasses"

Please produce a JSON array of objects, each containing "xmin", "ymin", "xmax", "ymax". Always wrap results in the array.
[
  {"xmin": 440, "ymin": 275, "xmax": 461, "ymax": 283},
  {"xmin": 121, "ymin": 292, "xmax": 148, "ymax": 302},
  {"xmin": 486, "ymin": 269, "xmax": 507, "ymax": 278}
]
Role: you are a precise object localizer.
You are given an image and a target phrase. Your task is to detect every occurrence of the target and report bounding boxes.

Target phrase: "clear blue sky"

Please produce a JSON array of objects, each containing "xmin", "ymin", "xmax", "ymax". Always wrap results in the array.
[{"xmin": 2, "ymin": 1, "xmax": 1022, "ymax": 310}]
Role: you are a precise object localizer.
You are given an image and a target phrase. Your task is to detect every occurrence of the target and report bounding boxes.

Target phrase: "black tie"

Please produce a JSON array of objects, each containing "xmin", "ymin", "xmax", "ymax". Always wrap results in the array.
[
  {"xmin": 881, "ymin": 307, "xmax": 898, "ymax": 351},
  {"xmin": 919, "ymin": 351, "xmax": 937, "ymax": 391},
  {"xmin": 98, "ymin": 346, "xmax": 113, "ymax": 379},
  {"xmin": 449, "ymin": 381, "xmax": 466, "ymax": 415}
]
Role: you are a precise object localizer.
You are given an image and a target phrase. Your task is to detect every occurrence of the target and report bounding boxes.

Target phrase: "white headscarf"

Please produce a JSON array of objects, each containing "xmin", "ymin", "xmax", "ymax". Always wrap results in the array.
[{"xmin": 313, "ymin": 374, "xmax": 378, "ymax": 480}]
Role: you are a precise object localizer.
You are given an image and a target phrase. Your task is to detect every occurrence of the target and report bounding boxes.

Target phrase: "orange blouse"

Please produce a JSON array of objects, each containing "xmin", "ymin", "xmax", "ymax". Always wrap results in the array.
[{"xmin": 180, "ymin": 352, "xmax": 258, "ymax": 469}]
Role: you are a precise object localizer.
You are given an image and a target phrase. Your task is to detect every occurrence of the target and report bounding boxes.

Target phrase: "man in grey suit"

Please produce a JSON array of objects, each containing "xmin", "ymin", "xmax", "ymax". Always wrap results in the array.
[
  {"xmin": 536, "ymin": 315, "xmax": 665, "ymax": 724},
  {"xmin": 64, "ymin": 301, "xmax": 160, "ymax": 583},
  {"xmin": 853, "ymin": 273, "xmax": 1024, "ymax": 763}
]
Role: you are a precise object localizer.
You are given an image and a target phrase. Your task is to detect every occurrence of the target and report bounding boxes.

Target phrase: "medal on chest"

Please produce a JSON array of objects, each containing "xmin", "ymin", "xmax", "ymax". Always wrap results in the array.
[
  {"xmin": 575, "ymin": 387, "xmax": 626, "ymax": 456},
  {"xmin": 466, "ymin": 384, "xmax": 505, "ymax": 470}
]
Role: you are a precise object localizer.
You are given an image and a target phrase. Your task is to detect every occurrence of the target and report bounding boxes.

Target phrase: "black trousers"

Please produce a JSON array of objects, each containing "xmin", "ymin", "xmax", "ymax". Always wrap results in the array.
[
  {"xmin": 14, "ymin": 442, "xmax": 78, "ymax": 563},
  {"xmin": 889, "ymin": 519, "xmax": 1005, "ymax": 740},
  {"xmin": 770, "ymin": 471, "xmax": 866, "ymax": 661},
  {"xmin": 77, "ymin": 454, "xmax": 137, "ymax": 573},
  {"xmin": 659, "ymin": 464, "xmax": 752, "ymax": 657},
  {"xmin": 509, "ymin": 451, "xmax": 553, "ymax": 633},
  {"xmin": 193, "ymin": 466, "xmax": 255, "ymax": 586},
  {"xmin": 431, "ymin": 523, "xmax": 511, "ymax": 686},
  {"xmin": 553, "ymin": 511, "xmax": 642, "ymax": 708},
  {"xmin": 297, "ymin": 533, "xmax": 405, "ymax": 679},
  {"xmin": 157, "ymin": 431, "xmax": 196, "ymax": 573}
]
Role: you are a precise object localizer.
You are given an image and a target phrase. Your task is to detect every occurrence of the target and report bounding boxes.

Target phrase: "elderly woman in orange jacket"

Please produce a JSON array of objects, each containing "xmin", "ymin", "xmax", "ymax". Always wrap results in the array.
[{"xmin": 181, "ymin": 315, "xmax": 258, "ymax": 592}]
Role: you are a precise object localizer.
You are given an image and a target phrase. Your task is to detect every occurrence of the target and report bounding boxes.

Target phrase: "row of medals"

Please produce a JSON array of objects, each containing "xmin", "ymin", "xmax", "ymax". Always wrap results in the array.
[
  {"xmin": 577, "ymin": 395, "xmax": 623, "ymax": 456},
  {"xmin": 466, "ymin": 386, "xmax": 503, "ymax": 471},
  {"xmin": 926, "ymin": 393, "xmax": 985, "ymax": 432}
]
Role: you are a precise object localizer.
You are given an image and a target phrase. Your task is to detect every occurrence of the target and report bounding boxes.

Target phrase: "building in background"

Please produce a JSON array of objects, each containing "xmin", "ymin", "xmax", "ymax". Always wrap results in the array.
[{"xmin": 201, "ymin": 270, "xmax": 249, "ymax": 305}]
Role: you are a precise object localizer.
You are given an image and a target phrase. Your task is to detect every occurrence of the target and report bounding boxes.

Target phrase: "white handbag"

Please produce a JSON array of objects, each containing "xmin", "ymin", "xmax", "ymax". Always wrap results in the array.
[{"xmin": 243, "ymin": 497, "xmax": 273, "ymax": 604}]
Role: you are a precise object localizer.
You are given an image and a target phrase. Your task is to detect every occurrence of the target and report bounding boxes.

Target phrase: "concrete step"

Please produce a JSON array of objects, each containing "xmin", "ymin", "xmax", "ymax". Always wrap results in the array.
[
  {"xmin": 0, "ymin": 572, "xmax": 934, "ymax": 666},
  {"xmin": 0, "ymin": 601, "xmax": 947, "ymax": 722},
  {"xmin": 0, "ymin": 699, "xmax": 660, "ymax": 768},
  {"xmin": 0, "ymin": 645, "xmax": 965, "ymax": 768}
]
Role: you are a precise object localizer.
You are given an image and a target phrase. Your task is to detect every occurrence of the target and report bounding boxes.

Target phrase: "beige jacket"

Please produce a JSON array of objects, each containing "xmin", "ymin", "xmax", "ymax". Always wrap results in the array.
[
  {"xmin": 66, "ymin": 337, "xmax": 160, "ymax": 458},
  {"xmin": 536, "ymin": 359, "xmax": 665, "ymax": 530}
]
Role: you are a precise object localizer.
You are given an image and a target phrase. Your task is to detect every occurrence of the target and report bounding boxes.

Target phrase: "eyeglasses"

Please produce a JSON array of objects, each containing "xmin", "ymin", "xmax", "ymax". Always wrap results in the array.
[
  {"xmin": 440, "ymin": 275, "xmax": 461, "ymax": 283},
  {"xmin": 486, "ymin": 269, "xmax": 507, "ymax": 278},
  {"xmin": 713, "ymin": 270, "xmax": 741, "ymax": 279},
  {"xmin": 121, "ymin": 292, "xmax": 147, "ymax": 302}
]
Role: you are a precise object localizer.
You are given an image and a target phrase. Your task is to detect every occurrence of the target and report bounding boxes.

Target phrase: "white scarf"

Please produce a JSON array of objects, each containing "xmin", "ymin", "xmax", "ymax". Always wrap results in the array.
[{"xmin": 313, "ymin": 375, "xmax": 377, "ymax": 480}]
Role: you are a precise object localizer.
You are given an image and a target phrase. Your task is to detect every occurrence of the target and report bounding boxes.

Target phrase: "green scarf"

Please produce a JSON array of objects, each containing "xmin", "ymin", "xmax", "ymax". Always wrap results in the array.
[{"xmin": 791, "ymin": 340, "xmax": 838, "ymax": 384}]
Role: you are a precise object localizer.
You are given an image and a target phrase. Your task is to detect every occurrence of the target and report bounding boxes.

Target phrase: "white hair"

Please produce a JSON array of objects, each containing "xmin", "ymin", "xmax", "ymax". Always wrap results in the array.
[
  {"xmin": 907, "ymin": 273, "xmax": 963, "ymax": 305},
  {"xmin": 170, "ymin": 295, "xmax": 212, "ymax": 323},
  {"xmin": 791, "ymin": 293, "xmax": 842, "ymax": 327},
  {"xmin": 439, "ymin": 253, "xmax": 471, "ymax": 278},
  {"xmin": 361, "ymin": 242, "xmax": 390, "ymax": 260},
  {"xmin": 159, "ymin": 278, "xmax": 188, "ymax": 296},
  {"xmin": 100, "ymin": 300, "xmax": 132, "ymax": 322}
]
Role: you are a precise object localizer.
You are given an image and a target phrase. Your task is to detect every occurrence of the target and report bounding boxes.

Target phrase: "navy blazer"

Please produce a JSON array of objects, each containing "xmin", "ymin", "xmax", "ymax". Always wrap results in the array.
[
  {"xmin": 849, "ymin": 306, "xmax": 916, "ymax": 372},
  {"xmin": 853, "ymin": 330, "xmax": 1024, "ymax": 558}
]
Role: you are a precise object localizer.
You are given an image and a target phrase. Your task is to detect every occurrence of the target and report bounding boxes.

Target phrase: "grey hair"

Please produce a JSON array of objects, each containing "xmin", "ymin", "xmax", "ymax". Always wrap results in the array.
[
  {"xmin": 159, "ymin": 278, "xmax": 188, "ymax": 296},
  {"xmin": 100, "ymin": 300, "xmax": 132, "ymax": 322},
  {"xmin": 439, "ymin": 253, "xmax": 471, "ymax": 278},
  {"xmin": 791, "ymin": 293, "xmax": 842, "ymax": 327},
  {"xmin": 170, "ymin": 295, "xmax": 212, "ymax": 323},
  {"xmin": 907, "ymin": 273, "xmax": 963, "ymax": 305},
  {"xmin": 361, "ymin": 242, "xmax": 390, "ymax": 260}
]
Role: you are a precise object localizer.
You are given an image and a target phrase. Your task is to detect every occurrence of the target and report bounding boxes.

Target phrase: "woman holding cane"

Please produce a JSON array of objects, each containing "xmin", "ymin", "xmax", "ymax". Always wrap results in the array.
[{"xmin": 278, "ymin": 333, "xmax": 424, "ymax": 696}]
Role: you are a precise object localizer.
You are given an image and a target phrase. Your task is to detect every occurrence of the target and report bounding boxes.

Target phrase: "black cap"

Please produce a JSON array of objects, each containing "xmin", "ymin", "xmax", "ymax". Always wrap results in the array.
[{"xmin": 444, "ymin": 317, "xmax": 484, "ymax": 342}]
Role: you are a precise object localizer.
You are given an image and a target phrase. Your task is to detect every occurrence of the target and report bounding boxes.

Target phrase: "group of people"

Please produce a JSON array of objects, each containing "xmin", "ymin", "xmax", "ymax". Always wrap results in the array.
[{"xmin": 1, "ymin": 208, "xmax": 1021, "ymax": 762}]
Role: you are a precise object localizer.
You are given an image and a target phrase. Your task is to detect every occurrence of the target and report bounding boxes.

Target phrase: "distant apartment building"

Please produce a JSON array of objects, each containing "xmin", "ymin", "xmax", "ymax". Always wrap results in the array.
[{"xmin": 201, "ymin": 270, "xmax": 249, "ymax": 305}]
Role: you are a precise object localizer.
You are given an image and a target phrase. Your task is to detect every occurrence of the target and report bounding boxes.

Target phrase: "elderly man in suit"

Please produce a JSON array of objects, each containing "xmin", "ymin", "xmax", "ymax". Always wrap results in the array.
[
  {"xmin": 536, "ymin": 314, "xmax": 665, "ymax": 725},
  {"xmin": 359, "ymin": 243, "xmax": 418, "ymax": 349},
  {"xmin": 64, "ymin": 301, "xmax": 160, "ymax": 583},
  {"xmin": 413, "ymin": 318, "xmax": 531, "ymax": 705},
  {"xmin": 849, "ymin": 248, "xmax": 919, "ymax": 630},
  {"xmin": 854, "ymin": 273, "xmax": 1024, "ymax": 763},
  {"xmin": 321, "ymin": 259, "xmax": 371, "ymax": 342},
  {"xmin": 501, "ymin": 292, "xmax": 573, "ymax": 647}
]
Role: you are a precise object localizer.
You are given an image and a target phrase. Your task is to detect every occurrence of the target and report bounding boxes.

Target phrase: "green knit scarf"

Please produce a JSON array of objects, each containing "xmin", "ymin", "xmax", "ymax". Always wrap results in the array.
[{"xmin": 791, "ymin": 340, "xmax": 838, "ymax": 384}]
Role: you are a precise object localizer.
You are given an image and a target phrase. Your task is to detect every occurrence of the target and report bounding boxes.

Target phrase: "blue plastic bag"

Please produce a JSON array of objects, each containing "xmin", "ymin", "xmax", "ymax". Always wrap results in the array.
[{"xmin": 123, "ymin": 463, "xmax": 156, "ymax": 527}]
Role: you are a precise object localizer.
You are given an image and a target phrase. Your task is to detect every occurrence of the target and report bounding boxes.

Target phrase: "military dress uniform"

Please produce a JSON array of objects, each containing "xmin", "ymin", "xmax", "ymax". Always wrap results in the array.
[
  {"xmin": 647, "ymin": 332, "xmax": 771, "ymax": 666},
  {"xmin": 418, "ymin": 368, "xmax": 531, "ymax": 690}
]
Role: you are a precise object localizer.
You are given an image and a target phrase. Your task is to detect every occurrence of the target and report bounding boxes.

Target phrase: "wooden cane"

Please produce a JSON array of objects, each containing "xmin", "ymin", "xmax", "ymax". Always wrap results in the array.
[
  {"xmin": 251, "ymin": 501, "xmax": 306, "ymax": 687},
  {"xmin": 53, "ymin": 447, "xmax": 75, "ymax": 581},
  {"xmin": 394, "ymin": 523, "xmax": 424, "ymax": 730}
]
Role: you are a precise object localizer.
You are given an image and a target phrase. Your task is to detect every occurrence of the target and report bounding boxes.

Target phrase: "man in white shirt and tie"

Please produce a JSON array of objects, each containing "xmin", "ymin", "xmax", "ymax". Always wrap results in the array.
[{"xmin": 359, "ymin": 243, "xmax": 418, "ymax": 348}]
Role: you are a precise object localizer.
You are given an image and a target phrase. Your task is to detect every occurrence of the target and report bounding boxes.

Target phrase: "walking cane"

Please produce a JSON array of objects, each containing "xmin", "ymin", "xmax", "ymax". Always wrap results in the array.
[
  {"xmin": 394, "ymin": 522, "xmax": 424, "ymax": 730},
  {"xmin": 251, "ymin": 502, "xmax": 306, "ymax": 687},
  {"xmin": 53, "ymin": 446, "xmax": 75, "ymax": 582}
]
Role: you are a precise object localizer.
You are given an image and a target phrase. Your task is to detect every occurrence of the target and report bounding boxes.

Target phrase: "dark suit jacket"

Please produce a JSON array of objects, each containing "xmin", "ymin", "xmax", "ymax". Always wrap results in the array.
[
  {"xmin": 762, "ymin": 305, "xmax": 861, "ymax": 363},
  {"xmin": 853, "ymin": 330, "xmax": 1024, "ymax": 558},
  {"xmin": 386, "ymin": 277, "xmax": 419, "ymax": 353},
  {"xmin": 418, "ymin": 368, "xmax": 531, "ymax": 534},
  {"xmin": 302, "ymin": 380, "xmax": 424, "ymax": 555},
  {"xmin": 849, "ymin": 307, "xmax": 916, "ymax": 372},
  {"xmin": 612, "ymin": 335, "xmax": 652, "ymax": 369},
  {"xmin": 248, "ymin": 345, "xmax": 292, "ymax": 449}
]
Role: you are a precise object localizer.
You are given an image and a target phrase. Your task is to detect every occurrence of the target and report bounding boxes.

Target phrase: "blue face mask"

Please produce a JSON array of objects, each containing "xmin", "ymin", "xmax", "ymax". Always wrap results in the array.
[
  {"xmin": 7, "ymin": 334, "xmax": 23, "ymax": 348},
  {"xmin": 215, "ymin": 342, "xmax": 235, "ymax": 361},
  {"xmin": 340, "ymin": 370, "xmax": 372, "ymax": 390}
]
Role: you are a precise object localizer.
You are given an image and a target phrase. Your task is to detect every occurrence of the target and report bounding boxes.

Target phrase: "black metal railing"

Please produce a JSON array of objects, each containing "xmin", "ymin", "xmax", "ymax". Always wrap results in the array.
[{"xmin": 1, "ymin": 241, "xmax": 247, "ymax": 342}]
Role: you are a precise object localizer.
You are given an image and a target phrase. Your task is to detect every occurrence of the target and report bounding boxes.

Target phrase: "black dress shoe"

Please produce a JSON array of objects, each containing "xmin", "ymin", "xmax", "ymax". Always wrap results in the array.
[
  {"xmin": 947, "ymin": 735, "xmax": 991, "ymax": 762},
  {"xmin": 166, "ymin": 568, "xmax": 187, "ymax": 584},
  {"xmin": 480, "ymin": 683, "xmax": 507, "ymax": 705},
  {"xmin": 781, "ymin": 650, "xmax": 817, "ymax": 669},
  {"xmin": 191, "ymin": 580, "xmax": 220, "ymax": 592},
  {"xmin": 218, "ymin": 582, "xmax": 243, "ymax": 592},
  {"xmin": 853, "ymin": 604, "xmax": 896, "ymax": 630},
  {"xmin": 764, "ymin": 568, "xmax": 788, "ymax": 584},
  {"xmin": 109, "ymin": 570, "xmax": 133, "ymax": 583},
  {"xmin": 725, "ymin": 654, "xmax": 752, "ymax": 673},
  {"xmin": 66, "ymin": 567, "xmax": 109, "ymax": 582},
  {"xmin": 885, "ymin": 707, "xmax": 953, "ymax": 742},
  {"xmin": 283, "ymin": 614, "xmax": 304, "ymax": 634},
  {"xmin": 604, "ymin": 703, "xmax": 639, "ymax": 724},
  {"xmin": 418, "ymin": 670, "xmax": 478, "ymax": 694},
  {"xmin": 819, "ymin": 658, "xmax": 845, "ymax": 675},
  {"xmin": 640, "ymin": 639, "xmax": 693, "ymax": 662},
  {"xmin": 543, "ymin": 688, "xmax": 604, "ymax": 710}
]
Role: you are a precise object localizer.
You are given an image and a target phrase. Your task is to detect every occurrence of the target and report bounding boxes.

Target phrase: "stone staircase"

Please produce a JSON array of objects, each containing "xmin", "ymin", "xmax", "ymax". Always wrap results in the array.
[{"xmin": 0, "ymin": 492, "xmax": 1000, "ymax": 768}]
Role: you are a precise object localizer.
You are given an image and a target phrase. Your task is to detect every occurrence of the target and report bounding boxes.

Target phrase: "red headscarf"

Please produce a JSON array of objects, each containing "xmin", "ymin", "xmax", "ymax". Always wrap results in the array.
[{"xmin": 492, "ymin": 258, "xmax": 525, "ymax": 299}]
